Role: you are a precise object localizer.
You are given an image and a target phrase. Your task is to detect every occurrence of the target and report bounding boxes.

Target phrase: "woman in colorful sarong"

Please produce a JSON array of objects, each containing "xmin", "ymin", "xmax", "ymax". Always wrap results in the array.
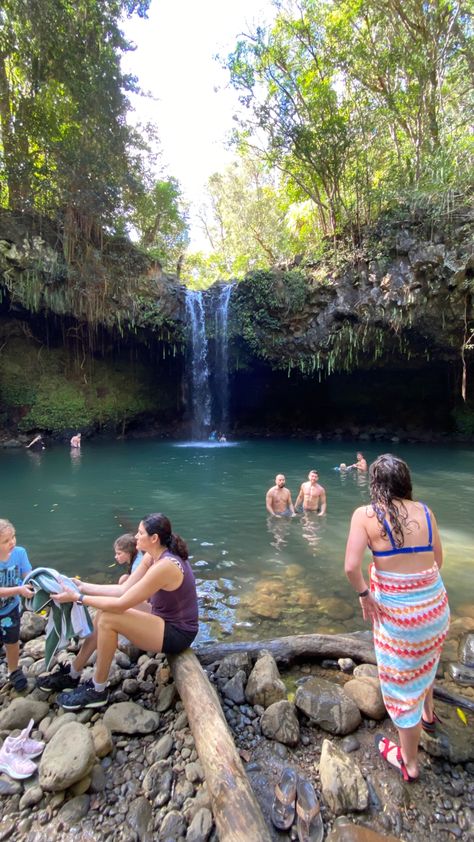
[{"xmin": 344, "ymin": 454, "xmax": 450, "ymax": 782}]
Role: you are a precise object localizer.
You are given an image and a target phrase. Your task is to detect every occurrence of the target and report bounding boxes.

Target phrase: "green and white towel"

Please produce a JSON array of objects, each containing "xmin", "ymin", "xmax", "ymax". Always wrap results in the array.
[{"xmin": 23, "ymin": 567, "xmax": 94, "ymax": 670}]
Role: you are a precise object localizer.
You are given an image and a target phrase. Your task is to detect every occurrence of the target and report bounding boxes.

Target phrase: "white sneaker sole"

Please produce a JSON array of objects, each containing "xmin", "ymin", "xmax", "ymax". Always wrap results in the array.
[{"xmin": 0, "ymin": 762, "xmax": 36, "ymax": 780}]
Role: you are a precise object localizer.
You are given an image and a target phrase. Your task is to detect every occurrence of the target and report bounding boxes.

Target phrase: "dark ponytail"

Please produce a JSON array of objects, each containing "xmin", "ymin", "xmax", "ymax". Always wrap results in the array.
[{"xmin": 142, "ymin": 513, "xmax": 189, "ymax": 561}]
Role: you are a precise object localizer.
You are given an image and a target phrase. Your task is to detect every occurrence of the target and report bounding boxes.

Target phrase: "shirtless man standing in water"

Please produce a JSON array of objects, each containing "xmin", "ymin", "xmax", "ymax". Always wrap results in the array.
[
  {"xmin": 295, "ymin": 469, "xmax": 327, "ymax": 515},
  {"xmin": 266, "ymin": 474, "xmax": 296, "ymax": 517}
]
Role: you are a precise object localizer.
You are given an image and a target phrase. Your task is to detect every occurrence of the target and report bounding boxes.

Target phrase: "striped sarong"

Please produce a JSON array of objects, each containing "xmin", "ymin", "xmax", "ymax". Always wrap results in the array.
[{"xmin": 370, "ymin": 563, "xmax": 450, "ymax": 728}]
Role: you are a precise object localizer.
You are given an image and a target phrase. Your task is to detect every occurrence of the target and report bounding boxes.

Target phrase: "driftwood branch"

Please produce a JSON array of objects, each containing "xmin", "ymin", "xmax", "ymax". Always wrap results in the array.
[
  {"xmin": 169, "ymin": 649, "xmax": 272, "ymax": 842},
  {"xmin": 194, "ymin": 631, "xmax": 376, "ymax": 667}
]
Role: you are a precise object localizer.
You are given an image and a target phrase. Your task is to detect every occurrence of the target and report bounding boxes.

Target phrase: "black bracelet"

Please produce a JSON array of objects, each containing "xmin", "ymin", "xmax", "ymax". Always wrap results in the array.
[
  {"xmin": 358, "ymin": 589, "xmax": 369, "ymax": 598},
  {"xmin": 76, "ymin": 597, "xmax": 83, "ymax": 606}
]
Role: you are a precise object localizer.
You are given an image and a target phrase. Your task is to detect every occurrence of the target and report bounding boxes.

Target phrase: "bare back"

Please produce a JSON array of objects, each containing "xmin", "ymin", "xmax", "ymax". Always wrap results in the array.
[{"xmin": 360, "ymin": 499, "xmax": 442, "ymax": 574}]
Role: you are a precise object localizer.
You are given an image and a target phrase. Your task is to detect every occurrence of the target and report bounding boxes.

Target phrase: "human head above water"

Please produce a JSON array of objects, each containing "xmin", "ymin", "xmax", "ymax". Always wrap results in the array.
[
  {"xmin": 369, "ymin": 454, "xmax": 413, "ymax": 505},
  {"xmin": 114, "ymin": 533, "xmax": 138, "ymax": 559},
  {"xmin": 139, "ymin": 513, "xmax": 188, "ymax": 561}
]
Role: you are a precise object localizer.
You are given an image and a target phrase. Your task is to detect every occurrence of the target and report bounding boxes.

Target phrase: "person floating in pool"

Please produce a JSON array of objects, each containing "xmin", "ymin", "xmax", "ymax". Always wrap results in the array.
[
  {"xmin": 266, "ymin": 474, "xmax": 296, "ymax": 517},
  {"xmin": 295, "ymin": 469, "xmax": 327, "ymax": 515}
]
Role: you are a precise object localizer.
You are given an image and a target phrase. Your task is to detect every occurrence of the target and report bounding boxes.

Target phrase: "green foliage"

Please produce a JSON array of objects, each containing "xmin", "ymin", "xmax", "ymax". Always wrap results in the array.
[
  {"xmin": 224, "ymin": 0, "xmax": 474, "ymax": 244},
  {"xmin": 130, "ymin": 177, "xmax": 190, "ymax": 273},
  {"xmin": 233, "ymin": 269, "xmax": 309, "ymax": 354}
]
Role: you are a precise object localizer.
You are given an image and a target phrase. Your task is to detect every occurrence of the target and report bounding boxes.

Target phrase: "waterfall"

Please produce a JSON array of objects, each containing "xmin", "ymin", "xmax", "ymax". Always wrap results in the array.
[
  {"xmin": 214, "ymin": 283, "xmax": 234, "ymax": 431},
  {"xmin": 185, "ymin": 290, "xmax": 212, "ymax": 439}
]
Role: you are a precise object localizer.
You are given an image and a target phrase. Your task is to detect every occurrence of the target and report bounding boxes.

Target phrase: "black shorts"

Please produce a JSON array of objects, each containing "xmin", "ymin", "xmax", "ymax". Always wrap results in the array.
[
  {"xmin": 0, "ymin": 606, "xmax": 21, "ymax": 645},
  {"xmin": 162, "ymin": 622, "xmax": 197, "ymax": 655}
]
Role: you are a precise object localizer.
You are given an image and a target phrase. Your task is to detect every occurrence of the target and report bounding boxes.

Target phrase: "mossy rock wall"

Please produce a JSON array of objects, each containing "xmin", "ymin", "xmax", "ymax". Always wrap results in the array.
[{"xmin": 0, "ymin": 320, "xmax": 177, "ymax": 433}]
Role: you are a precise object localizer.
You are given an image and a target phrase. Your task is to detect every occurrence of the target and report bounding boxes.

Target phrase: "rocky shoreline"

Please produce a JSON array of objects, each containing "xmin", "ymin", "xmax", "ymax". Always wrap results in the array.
[{"xmin": 0, "ymin": 612, "xmax": 473, "ymax": 842}]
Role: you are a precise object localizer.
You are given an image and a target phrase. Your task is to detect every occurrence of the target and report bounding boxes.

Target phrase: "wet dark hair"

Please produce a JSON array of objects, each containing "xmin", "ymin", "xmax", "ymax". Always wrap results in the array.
[
  {"xmin": 114, "ymin": 533, "xmax": 139, "ymax": 575},
  {"xmin": 141, "ymin": 513, "xmax": 188, "ymax": 561},
  {"xmin": 369, "ymin": 454, "xmax": 413, "ymax": 548}
]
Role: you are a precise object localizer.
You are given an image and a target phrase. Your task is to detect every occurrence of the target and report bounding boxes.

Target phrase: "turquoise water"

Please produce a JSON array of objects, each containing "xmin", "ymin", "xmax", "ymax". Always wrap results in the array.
[{"xmin": 1, "ymin": 439, "xmax": 473, "ymax": 643}]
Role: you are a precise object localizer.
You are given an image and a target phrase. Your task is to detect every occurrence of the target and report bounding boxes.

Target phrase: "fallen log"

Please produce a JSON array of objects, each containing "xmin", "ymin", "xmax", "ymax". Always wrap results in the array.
[
  {"xmin": 169, "ymin": 648, "xmax": 272, "ymax": 842},
  {"xmin": 194, "ymin": 631, "xmax": 376, "ymax": 667}
]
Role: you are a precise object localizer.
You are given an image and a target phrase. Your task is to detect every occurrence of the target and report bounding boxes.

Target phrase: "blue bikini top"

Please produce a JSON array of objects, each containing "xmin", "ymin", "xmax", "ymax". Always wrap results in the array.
[{"xmin": 371, "ymin": 503, "xmax": 433, "ymax": 557}]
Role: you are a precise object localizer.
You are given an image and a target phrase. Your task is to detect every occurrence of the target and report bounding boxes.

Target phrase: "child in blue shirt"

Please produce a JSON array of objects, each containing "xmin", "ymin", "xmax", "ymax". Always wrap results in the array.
[{"xmin": 0, "ymin": 519, "xmax": 34, "ymax": 691}]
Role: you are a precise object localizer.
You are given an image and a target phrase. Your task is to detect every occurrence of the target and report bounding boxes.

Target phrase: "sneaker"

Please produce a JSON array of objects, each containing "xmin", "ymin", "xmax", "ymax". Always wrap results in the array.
[
  {"xmin": 5, "ymin": 719, "xmax": 44, "ymax": 758},
  {"xmin": 0, "ymin": 739, "xmax": 37, "ymax": 780},
  {"xmin": 37, "ymin": 663, "xmax": 80, "ymax": 693},
  {"xmin": 57, "ymin": 679, "xmax": 109, "ymax": 711},
  {"xmin": 9, "ymin": 668, "xmax": 27, "ymax": 692}
]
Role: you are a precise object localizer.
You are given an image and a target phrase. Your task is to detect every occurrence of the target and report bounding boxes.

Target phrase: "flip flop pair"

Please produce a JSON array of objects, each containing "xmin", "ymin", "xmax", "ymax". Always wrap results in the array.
[
  {"xmin": 375, "ymin": 734, "xmax": 419, "ymax": 783},
  {"xmin": 271, "ymin": 769, "xmax": 323, "ymax": 841}
]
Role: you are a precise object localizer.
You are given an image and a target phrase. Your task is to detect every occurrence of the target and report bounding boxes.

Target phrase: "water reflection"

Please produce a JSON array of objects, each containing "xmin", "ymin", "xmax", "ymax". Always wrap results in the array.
[
  {"xmin": 70, "ymin": 448, "xmax": 82, "ymax": 470},
  {"xmin": 299, "ymin": 510, "xmax": 324, "ymax": 554},
  {"xmin": 266, "ymin": 514, "xmax": 292, "ymax": 552}
]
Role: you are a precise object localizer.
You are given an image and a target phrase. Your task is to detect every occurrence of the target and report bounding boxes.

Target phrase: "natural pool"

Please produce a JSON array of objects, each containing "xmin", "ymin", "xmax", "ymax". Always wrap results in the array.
[{"xmin": 1, "ymin": 439, "xmax": 473, "ymax": 644}]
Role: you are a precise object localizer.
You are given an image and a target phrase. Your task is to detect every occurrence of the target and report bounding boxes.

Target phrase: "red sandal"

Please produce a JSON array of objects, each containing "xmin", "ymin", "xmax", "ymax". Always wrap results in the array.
[{"xmin": 375, "ymin": 734, "xmax": 419, "ymax": 783}]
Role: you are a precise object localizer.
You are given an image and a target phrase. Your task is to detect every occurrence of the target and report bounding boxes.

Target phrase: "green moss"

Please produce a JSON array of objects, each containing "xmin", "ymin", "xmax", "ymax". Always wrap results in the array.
[{"xmin": 0, "ymin": 326, "xmax": 169, "ymax": 433}]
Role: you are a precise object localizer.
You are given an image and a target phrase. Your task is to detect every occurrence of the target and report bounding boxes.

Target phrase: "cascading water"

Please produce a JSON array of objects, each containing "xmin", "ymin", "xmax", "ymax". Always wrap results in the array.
[
  {"xmin": 213, "ymin": 283, "xmax": 234, "ymax": 431},
  {"xmin": 185, "ymin": 290, "xmax": 212, "ymax": 439}
]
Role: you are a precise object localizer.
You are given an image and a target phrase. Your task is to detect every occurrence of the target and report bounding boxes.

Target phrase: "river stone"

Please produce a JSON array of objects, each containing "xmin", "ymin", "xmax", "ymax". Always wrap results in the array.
[
  {"xmin": 353, "ymin": 664, "xmax": 378, "ymax": 679},
  {"xmin": 143, "ymin": 760, "xmax": 169, "ymax": 799},
  {"xmin": 22, "ymin": 636, "xmax": 47, "ymax": 659},
  {"xmin": 19, "ymin": 785, "xmax": 43, "ymax": 809},
  {"xmin": 147, "ymin": 732, "xmax": 174, "ymax": 764},
  {"xmin": 44, "ymin": 712, "xmax": 77, "ymax": 741},
  {"xmin": 103, "ymin": 701, "xmax": 160, "ymax": 734},
  {"xmin": 56, "ymin": 794, "xmax": 90, "ymax": 824},
  {"xmin": 91, "ymin": 720, "xmax": 113, "ymax": 757},
  {"xmin": 89, "ymin": 763, "xmax": 106, "ymax": 793},
  {"xmin": 295, "ymin": 677, "xmax": 362, "ymax": 735},
  {"xmin": 215, "ymin": 652, "xmax": 252, "ymax": 679},
  {"xmin": 20, "ymin": 612, "xmax": 47, "ymax": 642},
  {"xmin": 69, "ymin": 774, "xmax": 92, "ymax": 796},
  {"xmin": 261, "ymin": 700, "xmax": 300, "ymax": 746},
  {"xmin": 0, "ymin": 775, "xmax": 22, "ymax": 795},
  {"xmin": 156, "ymin": 683, "xmax": 177, "ymax": 712},
  {"xmin": 186, "ymin": 807, "xmax": 213, "ymax": 842},
  {"xmin": 126, "ymin": 794, "xmax": 152, "ymax": 837},
  {"xmin": 159, "ymin": 809, "xmax": 187, "ymax": 841},
  {"xmin": 343, "ymin": 677, "xmax": 386, "ymax": 720},
  {"xmin": 318, "ymin": 597, "xmax": 355, "ymax": 621},
  {"xmin": 0, "ymin": 697, "xmax": 50, "ymax": 730},
  {"xmin": 39, "ymin": 721, "xmax": 96, "ymax": 791},
  {"xmin": 459, "ymin": 632, "xmax": 474, "ymax": 667},
  {"xmin": 319, "ymin": 738, "xmax": 369, "ymax": 815},
  {"xmin": 245, "ymin": 651, "xmax": 286, "ymax": 708},
  {"xmin": 327, "ymin": 821, "xmax": 403, "ymax": 841},
  {"xmin": 222, "ymin": 670, "xmax": 246, "ymax": 704}
]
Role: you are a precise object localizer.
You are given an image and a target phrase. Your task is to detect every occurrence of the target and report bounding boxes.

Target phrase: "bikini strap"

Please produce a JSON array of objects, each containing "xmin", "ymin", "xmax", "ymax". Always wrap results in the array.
[{"xmin": 421, "ymin": 503, "xmax": 433, "ymax": 546}]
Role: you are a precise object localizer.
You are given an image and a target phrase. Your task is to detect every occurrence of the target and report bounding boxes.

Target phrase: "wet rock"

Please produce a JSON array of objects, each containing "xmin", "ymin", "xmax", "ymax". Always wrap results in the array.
[
  {"xmin": 245, "ymin": 651, "xmax": 286, "ymax": 708},
  {"xmin": 295, "ymin": 677, "xmax": 362, "ymax": 735},
  {"xmin": 327, "ymin": 821, "xmax": 403, "ymax": 841},
  {"xmin": 343, "ymin": 677, "xmax": 386, "ymax": 720},
  {"xmin": 103, "ymin": 702, "xmax": 160, "ymax": 734},
  {"xmin": 318, "ymin": 597, "xmax": 354, "ymax": 621},
  {"xmin": 39, "ymin": 721, "xmax": 96, "ymax": 792},
  {"xmin": 319, "ymin": 739, "xmax": 369, "ymax": 815},
  {"xmin": 159, "ymin": 809, "xmax": 187, "ymax": 841},
  {"xmin": 420, "ymin": 704, "xmax": 474, "ymax": 762},
  {"xmin": 261, "ymin": 700, "xmax": 300, "ymax": 746},
  {"xmin": 156, "ymin": 683, "xmax": 177, "ymax": 712},
  {"xmin": 353, "ymin": 664, "xmax": 378, "ymax": 679}
]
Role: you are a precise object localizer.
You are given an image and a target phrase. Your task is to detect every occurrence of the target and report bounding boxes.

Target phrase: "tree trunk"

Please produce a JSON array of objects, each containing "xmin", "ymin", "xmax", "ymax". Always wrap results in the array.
[
  {"xmin": 169, "ymin": 648, "xmax": 273, "ymax": 842},
  {"xmin": 194, "ymin": 631, "xmax": 376, "ymax": 668}
]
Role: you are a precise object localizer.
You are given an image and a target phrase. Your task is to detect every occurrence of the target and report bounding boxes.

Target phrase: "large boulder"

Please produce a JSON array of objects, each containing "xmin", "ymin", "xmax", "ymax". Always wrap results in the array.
[
  {"xmin": 295, "ymin": 677, "xmax": 361, "ymax": 735},
  {"xmin": 319, "ymin": 739, "xmax": 369, "ymax": 815},
  {"xmin": 39, "ymin": 721, "xmax": 96, "ymax": 792},
  {"xmin": 0, "ymin": 697, "xmax": 49, "ymax": 730},
  {"xmin": 343, "ymin": 677, "xmax": 386, "ymax": 720},
  {"xmin": 245, "ymin": 651, "xmax": 286, "ymax": 709}
]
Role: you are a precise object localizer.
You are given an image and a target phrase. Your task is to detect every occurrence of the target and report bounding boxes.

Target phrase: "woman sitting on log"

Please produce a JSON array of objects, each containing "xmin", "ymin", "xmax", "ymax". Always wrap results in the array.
[
  {"xmin": 38, "ymin": 513, "xmax": 199, "ymax": 710},
  {"xmin": 344, "ymin": 453, "xmax": 450, "ymax": 782}
]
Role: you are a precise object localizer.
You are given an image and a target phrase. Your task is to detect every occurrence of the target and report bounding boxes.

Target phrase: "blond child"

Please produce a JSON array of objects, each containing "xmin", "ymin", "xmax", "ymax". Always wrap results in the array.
[{"xmin": 0, "ymin": 519, "xmax": 34, "ymax": 690}]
